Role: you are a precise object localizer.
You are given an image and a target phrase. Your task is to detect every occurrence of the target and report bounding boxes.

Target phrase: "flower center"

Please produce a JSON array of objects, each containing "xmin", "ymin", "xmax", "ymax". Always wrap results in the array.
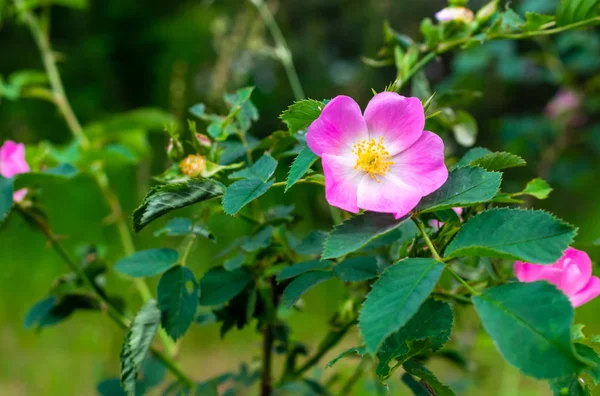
[{"xmin": 352, "ymin": 137, "xmax": 393, "ymax": 182}]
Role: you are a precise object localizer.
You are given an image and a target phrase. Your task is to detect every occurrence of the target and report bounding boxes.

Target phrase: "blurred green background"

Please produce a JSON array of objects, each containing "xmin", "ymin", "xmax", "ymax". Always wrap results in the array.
[{"xmin": 1, "ymin": 0, "xmax": 600, "ymax": 394}]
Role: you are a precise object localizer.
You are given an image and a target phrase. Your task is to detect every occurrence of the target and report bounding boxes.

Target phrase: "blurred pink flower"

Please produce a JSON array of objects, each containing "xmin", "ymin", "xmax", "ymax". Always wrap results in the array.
[
  {"xmin": 430, "ymin": 207, "xmax": 463, "ymax": 230},
  {"xmin": 514, "ymin": 247, "xmax": 600, "ymax": 308},
  {"xmin": 196, "ymin": 133, "xmax": 211, "ymax": 148},
  {"xmin": 0, "ymin": 140, "xmax": 30, "ymax": 202},
  {"xmin": 545, "ymin": 89, "xmax": 582, "ymax": 119},
  {"xmin": 306, "ymin": 93, "xmax": 448, "ymax": 219},
  {"xmin": 435, "ymin": 7, "xmax": 474, "ymax": 23}
]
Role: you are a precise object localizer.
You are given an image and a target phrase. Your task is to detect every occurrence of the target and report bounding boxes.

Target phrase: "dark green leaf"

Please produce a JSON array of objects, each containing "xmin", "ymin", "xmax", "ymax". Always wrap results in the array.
[
  {"xmin": 575, "ymin": 344, "xmax": 600, "ymax": 384},
  {"xmin": 294, "ymin": 231, "xmax": 328, "ymax": 256},
  {"xmin": 120, "ymin": 300, "xmax": 161, "ymax": 396},
  {"xmin": 417, "ymin": 167, "xmax": 501, "ymax": 213},
  {"xmin": 522, "ymin": 12, "xmax": 555, "ymax": 31},
  {"xmin": 549, "ymin": 375, "xmax": 591, "ymax": 396},
  {"xmin": 24, "ymin": 295, "xmax": 98, "ymax": 329},
  {"xmin": 358, "ymin": 258, "xmax": 445, "ymax": 354},
  {"xmin": 153, "ymin": 217, "xmax": 214, "ymax": 240},
  {"xmin": 468, "ymin": 151, "xmax": 526, "ymax": 171},
  {"xmin": 280, "ymin": 99, "xmax": 324, "ymax": 134},
  {"xmin": 402, "ymin": 373, "xmax": 430, "ymax": 396},
  {"xmin": 14, "ymin": 163, "xmax": 78, "ymax": 189},
  {"xmin": 23, "ymin": 296, "xmax": 61, "ymax": 329},
  {"xmin": 282, "ymin": 271, "xmax": 334, "ymax": 307},
  {"xmin": 285, "ymin": 145, "xmax": 318, "ymax": 192},
  {"xmin": 198, "ymin": 267, "xmax": 252, "ymax": 306},
  {"xmin": 334, "ymin": 256, "xmax": 380, "ymax": 281},
  {"xmin": 114, "ymin": 249, "xmax": 179, "ymax": 278},
  {"xmin": 229, "ymin": 153, "xmax": 277, "ymax": 182},
  {"xmin": 141, "ymin": 356, "xmax": 166, "ymax": 388},
  {"xmin": 403, "ymin": 359, "xmax": 455, "ymax": 396},
  {"xmin": 556, "ymin": 0, "xmax": 600, "ymax": 26},
  {"xmin": 223, "ymin": 254, "xmax": 246, "ymax": 271},
  {"xmin": 240, "ymin": 226, "xmax": 273, "ymax": 252},
  {"xmin": 133, "ymin": 178, "xmax": 224, "ymax": 232},
  {"xmin": 222, "ymin": 178, "xmax": 274, "ymax": 216},
  {"xmin": 277, "ymin": 260, "xmax": 333, "ymax": 281},
  {"xmin": 97, "ymin": 378, "xmax": 145, "ymax": 396},
  {"xmin": 452, "ymin": 147, "xmax": 491, "ymax": 169},
  {"xmin": 444, "ymin": 208, "xmax": 577, "ymax": 264},
  {"xmin": 473, "ymin": 282, "xmax": 586, "ymax": 379},
  {"xmin": 322, "ymin": 213, "xmax": 408, "ymax": 259},
  {"xmin": 158, "ymin": 266, "xmax": 199, "ymax": 340},
  {"xmin": 0, "ymin": 176, "xmax": 13, "ymax": 225}
]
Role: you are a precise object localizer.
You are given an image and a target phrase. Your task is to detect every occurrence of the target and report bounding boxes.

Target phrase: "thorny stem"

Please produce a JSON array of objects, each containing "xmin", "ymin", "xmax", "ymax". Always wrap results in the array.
[
  {"xmin": 413, "ymin": 217, "xmax": 442, "ymax": 261},
  {"xmin": 16, "ymin": 205, "xmax": 195, "ymax": 390},
  {"xmin": 250, "ymin": 0, "xmax": 305, "ymax": 101},
  {"xmin": 14, "ymin": 0, "xmax": 178, "ymax": 359}
]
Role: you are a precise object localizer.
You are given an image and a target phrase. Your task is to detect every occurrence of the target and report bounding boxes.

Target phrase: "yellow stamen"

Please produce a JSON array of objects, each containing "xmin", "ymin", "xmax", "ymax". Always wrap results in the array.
[
  {"xmin": 352, "ymin": 137, "xmax": 393, "ymax": 182},
  {"xmin": 180, "ymin": 154, "xmax": 206, "ymax": 177}
]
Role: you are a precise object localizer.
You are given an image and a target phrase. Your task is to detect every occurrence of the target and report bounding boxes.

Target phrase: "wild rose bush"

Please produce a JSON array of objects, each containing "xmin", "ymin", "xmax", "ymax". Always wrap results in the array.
[{"xmin": 2, "ymin": 0, "xmax": 600, "ymax": 395}]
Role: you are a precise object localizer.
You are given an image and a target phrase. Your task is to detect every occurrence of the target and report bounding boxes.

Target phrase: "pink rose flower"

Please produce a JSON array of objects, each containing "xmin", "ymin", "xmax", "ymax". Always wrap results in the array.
[
  {"xmin": 0, "ymin": 140, "xmax": 30, "ymax": 202},
  {"xmin": 306, "ymin": 93, "xmax": 448, "ymax": 219},
  {"xmin": 430, "ymin": 207, "xmax": 463, "ymax": 230},
  {"xmin": 435, "ymin": 7, "xmax": 475, "ymax": 23},
  {"xmin": 545, "ymin": 89, "xmax": 584, "ymax": 125},
  {"xmin": 514, "ymin": 247, "xmax": 600, "ymax": 308}
]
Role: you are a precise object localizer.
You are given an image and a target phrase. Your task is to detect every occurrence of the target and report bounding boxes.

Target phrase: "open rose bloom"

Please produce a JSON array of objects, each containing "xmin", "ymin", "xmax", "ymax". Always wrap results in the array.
[
  {"xmin": 0, "ymin": 140, "xmax": 30, "ymax": 202},
  {"xmin": 514, "ymin": 247, "xmax": 600, "ymax": 307},
  {"xmin": 306, "ymin": 93, "xmax": 448, "ymax": 219}
]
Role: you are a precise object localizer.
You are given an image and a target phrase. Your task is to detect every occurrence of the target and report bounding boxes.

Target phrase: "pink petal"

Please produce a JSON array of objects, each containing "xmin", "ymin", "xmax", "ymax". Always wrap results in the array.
[
  {"xmin": 356, "ymin": 173, "xmax": 422, "ymax": 218},
  {"xmin": 390, "ymin": 131, "xmax": 448, "ymax": 196},
  {"xmin": 321, "ymin": 153, "xmax": 362, "ymax": 213},
  {"xmin": 570, "ymin": 276, "xmax": 600, "ymax": 308},
  {"xmin": 555, "ymin": 247, "xmax": 592, "ymax": 297},
  {"xmin": 13, "ymin": 188, "xmax": 27, "ymax": 202},
  {"xmin": 0, "ymin": 140, "xmax": 30, "ymax": 178},
  {"xmin": 514, "ymin": 261, "xmax": 563, "ymax": 284},
  {"xmin": 364, "ymin": 92, "xmax": 424, "ymax": 156},
  {"xmin": 306, "ymin": 96, "xmax": 368, "ymax": 157},
  {"xmin": 453, "ymin": 207, "xmax": 463, "ymax": 217}
]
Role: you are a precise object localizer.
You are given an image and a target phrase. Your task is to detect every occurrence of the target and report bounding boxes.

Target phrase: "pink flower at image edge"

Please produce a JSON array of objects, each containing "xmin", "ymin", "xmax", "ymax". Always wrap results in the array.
[
  {"xmin": 0, "ymin": 140, "xmax": 30, "ymax": 202},
  {"xmin": 514, "ymin": 247, "xmax": 600, "ymax": 307},
  {"xmin": 306, "ymin": 93, "xmax": 448, "ymax": 219}
]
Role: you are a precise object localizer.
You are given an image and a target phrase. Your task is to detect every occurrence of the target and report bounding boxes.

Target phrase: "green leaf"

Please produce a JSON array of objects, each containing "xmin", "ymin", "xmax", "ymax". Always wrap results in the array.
[
  {"xmin": 444, "ymin": 208, "xmax": 577, "ymax": 264},
  {"xmin": 224, "ymin": 86, "xmax": 258, "ymax": 133},
  {"xmin": 114, "ymin": 249, "xmax": 179, "ymax": 278},
  {"xmin": 417, "ymin": 167, "xmax": 501, "ymax": 213},
  {"xmin": 322, "ymin": 213, "xmax": 408, "ymax": 259},
  {"xmin": 133, "ymin": 178, "xmax": 224, "ymax": 232},
  {"xmin": 377, "ymin": 299, "xmax": 453, "ymax": 378},
  {"xmin": 222, "ymin": 178, "xmax": 274, "ymax": 216},
  {"xmin": 23, "ymin": 295, "xmax": 98, "ymax": 329},
  {"xmin": 452, "ymin": 147, "xmax": 491, "ymax": 169},
  {"xmin": 0, "ymin": 176, "xmax": 13, "ymax": 225},
  {"xmin": 452, "ymin": 110, "xmax": 478, "ymax": 147},
  {"xmin": 334, "ymin": 256, "xmax": 380, "ymax": 281},
  {"xmin": 120, "ymin": 300, "xmax": 161, "ymax": 396},
  {"xmin": 84, "ymin": 108, "xmax": 177, "ymax": 139},
  {"xmin": 522, "ymin": 12, "xmax": 555, "ymax": 31},
  {"xmin": 280, "ymin": 99, "xmax": 324, "ymax": 134},
  {"xmin": 157, "ymin": 266, "xmax": 199, "ymax": 340},
  {"xmin": 473, "ymin": 282, "xmax": 586, "ymax": 379},
  {"xmin": 575, "ymin": 344, "xmax": 600, "ymax": 384},
  {"xmin": 518, "ymin": 178, "xmax": 553, "ymax": 200},
  {"xmin": 153, "ymin": 218, "xmax": 214, "ymax": 240},
  {"xmin": 141, "ymin": 356, "xmax": 166, "ymax": 388},
  {"xmin": 223, "ymin": 254, "xmax": 246, "ymax": 271},
  {"xmin": 282, "ymin": 271, "xmax": 334, "ymax": 307},
  {"xmin": 401, "ymin": 373, "xmax": 430, "ymax": 396},
  {"xmin": 403, "ymin": 359, "xmax": 455, "ymax": 396},
  {"xmin": 549, "ymin": 375, "xmax": 591, "ymax": 396},
  {"xmin": 294, "ymin": 231, "xmax": 328, "ymax": 255},
  {"xmin": 358, "ymin": 258, "xmax": 445, "ymax": 354},
  {"xmin": 468, "ymin": 152, "xmax": 526, "ymax": 171},
  {"xmin": 556, "ymin": 0, "xmax": 600, "ymax": 26},
  {"xmin": 277, "ymin": 260, "xmax": 333, "ymax": 281},
  {"xmin": 198, "ymin": 267, "xmax": 252, "ymax": 306},
  {"xmin": 14, "ymin": 163, "xmax": 78, "ymax": 189},
  {"xmin": 326, "ymin": 346, "xmax": 367, "ymax": 368},
  {"xmin": 285, "ymin": 145, "xmax": 319, "ymax": 192},
  {"xmin": 240, "ymin": 226, "xmax": 273, "ymax": 252},
  {"xmin": 229, "ymin": 153, "xmax": 277, "ymax": 182},
  {"xmin": 97, "ymin": 378, "xmax": 145, "ymax": 396}
]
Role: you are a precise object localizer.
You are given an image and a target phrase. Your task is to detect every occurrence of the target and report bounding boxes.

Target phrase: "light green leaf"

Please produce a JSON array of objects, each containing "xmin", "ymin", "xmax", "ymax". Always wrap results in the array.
[
  {"xmin": 452, "ymin": 147, "xmax": 491, "ymax": 169},
  {"xmin": 556, "ymin": 0, "xmax": 600, "ymax": 26},
  {"xmin": 224, "ymin": 86, "xmax": 258, "ymax": 133},
  {"xmin": 326, "ymin": 346, "xmax": 367, "ymax": 368},
  {"xmin": 229, "ymin": 153, "xmax": 277, "ymax": 182},
  {"xmin": 280, "ymin": 99, "xmax": 324, "ymax": 134},
  {"xmin": 120, "ymin": 300, "xmax": 161, "ymax": 396},
  {"xmin": 198, "ymin": 267, "xmax": 252, "ymax": 306},
  {"xmin": 518, "ymin": 178, "xmax": 553, "ymax": 200},
  {"xmin": 417, "ymin": 167, "xmax": 501, "ymax": 213},
  {"xmin": 358, "ymin": 258, "xmax": 445, "ymax": 354},
  {"xmin": 322, "ymin": 213, "xmax": 408, "ymax": 259},
  {"xmin": 0, "ymin": 176, "xmax": 13, "ymax": 225},
  {"xmin": 133, "ymin": 178, "xmax": 224, "ymax": 232},
  {"xmin": 468, "ymin": 152, "xmax": 526, "ymax": 171},
  {"xmin": 157, "ymin": 266, "xmax": 199, "ymax": 340},
  {"xmin": 334, "ymin": 256, "xmax": 380, "ymax": 281},
  {"xmin": 114, "ymin": 249, "xmax": 179, "ymax": 278},
  {"xmin": 473, "ymin": 282, "xmax": 586, "ymax": 379},
  {"xmin": 282, "ymin": 271, "xmax": 334, "ymax": 307},
  {"xmin": 222, "ymin": 178, "xmax": 274, "ymax": 216},
  {"xmin": 403, "ymin": 359, "xmax": 455, "ymax": 396},
  {"xmin": 277, "ymin": 260, "xmax": 333, "ymax": 281},
  {"xmin": 285, "ymin": 145, "xmax": 318, "ymax": 192},
  {"xmin": 522, "ymin": 12, "xmax": 555, "ymax": 31},
  {"xmin": 444, "ymin": 208, "xmax": 577, "ymax": 264}
]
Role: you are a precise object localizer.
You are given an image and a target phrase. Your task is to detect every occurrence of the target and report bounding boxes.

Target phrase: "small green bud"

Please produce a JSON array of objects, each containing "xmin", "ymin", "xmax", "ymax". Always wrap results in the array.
[{"xmin": 476, "ymin": 0, "xmax": 498, "ymax": 23}]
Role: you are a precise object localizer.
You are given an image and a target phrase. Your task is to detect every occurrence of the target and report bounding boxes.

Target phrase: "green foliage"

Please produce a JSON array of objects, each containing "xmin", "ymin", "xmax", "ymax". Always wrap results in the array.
[
  {"xmin": 549, "ymin": 375, "xmax": 591, "ymax": 396},
  {"xmin": 120, "ymin": 300, "xmax": 161, "ymax": 396},
  {"xmin": 473, "ymin": 282, "xmax": 586, "ymax": 379},
  {"xmin": 575, "ymin": 344, "xmax": 600, "ymax": 384},
  {"xmin": 376, "ymin": 299, "xmax": 453, "ymax": 379},
  {"xmin": 133, "ymin": 179, "xmax": 224, "ymax": 232},
  {"xmin": 417, "ymin": 166, "xmax": 501, "ymax": 213},
  {"xmin": 0, "ymin": 176, "xmax": 13, "ymax": 225},
  {"xmin": 198, "ymin": 267, "xmax": 252, "ymax": 306},
  {"xmin": 444, "ymin": 208, "xmax": 577, "ymax": 264},
  {"xmin": 224, "ymin": 87, "xmax": 259, "ymax": 133},
  {"xmin": 84, "ymin": 108, "xmax": 177, "ymax": 139},
  {"xmin": 153, "ymin": 217, "xmax": 214, "ymax": 240},
  {"xmin": 521, "ymin": 12, "xmax": 555, "ymax": 31},
  {"xmin": 556, "ymin": 0, "xmax": 600, "ymax": 26},
  {"xmin": 519, "ymin": 178, "xmax": 553, "ymax": 199},
  {"xmin": 334, "ymin": 256, "xmax": 380, "ymax": 281},
  {"xmin": 358, "ymin": 258, "xmax": 445, "ymax": 354},
  {"xmin": 24, "ymin": 294, "xmax": 98, "ymax": 329},
  {"xmin": 468, "ymin": 152, "xmax": 526, "ymax": 171},
  {"xmin": 114, "ymin": 249, "xmax": 179, "ymax": 278},
  {"xmin": 326, "ymin": 346, "xmax": 367, "ymax": 368},
  {"xmin": 403, "ymin": 359, "xmax": 455, "ymax": 396},
  {"xmin": 157, "ymin": 266, "xmax": 199, "ymax": 340},
  {"xmin": 322, "ymin": 212, "xmax": 409, "ymax": 259},
  {"xmin": 0, "ymin": 69, "xmax": 49, "ymax": 101},
  {"xmin": 279, "ymin": 99, "xmax": 324, "ymax": 134},
  {"xmin": 452, "ymin": 110, "xmax": 478, "ymax": 147},
  {"xmin": 229, "ymin": 154, "xmax": 277, "ymax": 182},
  {"xmin": 276, "ymin": 260, "xmax": 333, "ymax": 281},
  {"xmin": 282, "ymin": 271, "xmax": 334, "ymax": 307},
  {"xmin": 452, "ymin": 147, "xmax": 491, "ymax": 169},
  {"xmin": 285, "ymin": 145, "xmax": 318, "ymax": 192}
]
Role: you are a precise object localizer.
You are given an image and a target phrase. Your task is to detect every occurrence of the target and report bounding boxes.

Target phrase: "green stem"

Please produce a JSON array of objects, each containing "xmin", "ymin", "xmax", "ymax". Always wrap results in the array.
[
  {"xmin": 446, "ymin": 266, "xmax": 481, "ymax": 296},
  {"xmin": 250, "ymin": 0, "xmax": 305, "ymax": 101},
  {"xmin": 412, "ymin": 217, "xmax": 442, "ymax": 261},
  {"xmin": 180, "ymin": 234, "xmax": 196, "ymax": 266},
  {"xmin": 339, "ymin": 358, "xmax": 368, "ymax": 396},
  {"xmin": 395, "ymin": 52, "xmax": 436, "ymax": 92},
  {"xmin": 432, "ymin": 291, "xmax": 472, "ymax": 304},
  {"xmin": 271, "ymin": 179, "xmax": 324, "ymax": 188}
]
